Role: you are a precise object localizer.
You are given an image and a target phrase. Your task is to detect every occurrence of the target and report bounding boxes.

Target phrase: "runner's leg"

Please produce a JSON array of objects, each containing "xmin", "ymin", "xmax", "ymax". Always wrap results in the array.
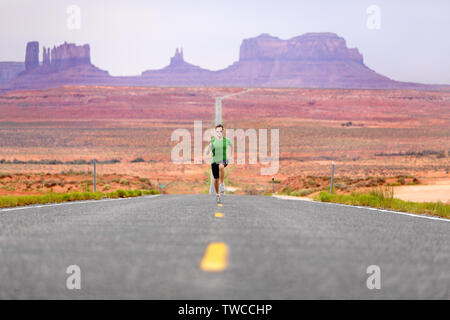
[
  {"xmin": 214, "ymin": 178, "xmax": 219, "ymax": 194},
  {"xmin": 219, "ymin": 164, "xmax": 224, "ymax": 184},
  {"xmin": 212, "ymin": 163, "xmax": 220, "ymax": 194}
]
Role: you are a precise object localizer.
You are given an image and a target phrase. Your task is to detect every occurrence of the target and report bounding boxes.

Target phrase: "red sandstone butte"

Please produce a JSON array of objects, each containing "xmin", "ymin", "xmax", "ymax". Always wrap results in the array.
[{"xmin": 1, "ymin": 33, "xmax": 450, "ymax": 93}]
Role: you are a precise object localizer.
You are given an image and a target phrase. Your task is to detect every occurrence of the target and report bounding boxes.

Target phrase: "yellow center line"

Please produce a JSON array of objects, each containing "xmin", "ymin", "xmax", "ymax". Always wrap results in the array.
[
  {"xmin": 217, "ymin": 204, "xmax": 223, "ymax": 207},
  {"xmin": 214, "ymin": 212, "xmax": 224, "ymax": 218},
  {"xmin": 200, "ymin": 242, "xmax": 229, "ymax": 272}
]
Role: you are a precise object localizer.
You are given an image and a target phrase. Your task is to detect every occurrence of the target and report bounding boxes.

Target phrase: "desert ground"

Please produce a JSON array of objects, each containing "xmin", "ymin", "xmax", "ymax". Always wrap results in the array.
[{"xmin": 0, "ymin": 86, "xmax": 449, "ymax": 202}]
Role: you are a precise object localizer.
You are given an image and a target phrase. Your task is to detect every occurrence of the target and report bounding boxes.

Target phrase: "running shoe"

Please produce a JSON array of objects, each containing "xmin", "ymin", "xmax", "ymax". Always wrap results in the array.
[
  {"xmin": 219, "ymin": 183, "xmax": 226, "ymax": 196},
  {"xmin": 216, "ymin": 194, "xmax": 221, "ymax": 204}
]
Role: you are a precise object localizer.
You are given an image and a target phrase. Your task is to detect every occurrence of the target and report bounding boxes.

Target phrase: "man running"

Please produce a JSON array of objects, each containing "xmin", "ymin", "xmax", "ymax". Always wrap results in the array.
[{"xmin": 206, "ymin": 124, "xmax": 233, "ymax": 203}]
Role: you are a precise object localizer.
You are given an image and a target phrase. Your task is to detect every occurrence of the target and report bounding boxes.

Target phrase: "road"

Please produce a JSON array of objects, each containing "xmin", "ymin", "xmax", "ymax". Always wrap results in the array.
[{"xmin": 0, "ymin": 194, "xmax": 449, "ymax": 299}]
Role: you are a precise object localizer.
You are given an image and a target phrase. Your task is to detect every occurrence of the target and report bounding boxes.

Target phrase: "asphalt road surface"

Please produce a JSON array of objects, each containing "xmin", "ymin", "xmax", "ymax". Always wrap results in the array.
[{"xmin": 0, "ymin": 194, "xmax": 449, "ymax": 299}]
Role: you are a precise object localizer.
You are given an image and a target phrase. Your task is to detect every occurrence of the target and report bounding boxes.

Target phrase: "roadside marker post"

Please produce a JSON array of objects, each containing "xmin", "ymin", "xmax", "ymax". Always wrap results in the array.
[
  {"xmin": 330, "ymin": 161, "xmax": 335, "ymax": 194},
  {"xmin": 93, "ymin": 159, "xmax": 96, "ymax": 192}
]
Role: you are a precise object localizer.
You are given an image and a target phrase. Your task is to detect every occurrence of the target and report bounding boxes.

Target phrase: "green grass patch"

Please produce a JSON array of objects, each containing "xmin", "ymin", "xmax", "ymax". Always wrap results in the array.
[
  {"xmin": 313, "ymin": 186, "xmax": 450, "ymax": 219},
  {"xmin": 0, "ymin": 189, "xmax": 160, "ymax": 208},
  {"xmin": 282, "ymin": 187, "xmax": 315, "ymax": 197},
  {"xmin": 291, "ymin": 189, "xmax": 315, "ymax": 197}
]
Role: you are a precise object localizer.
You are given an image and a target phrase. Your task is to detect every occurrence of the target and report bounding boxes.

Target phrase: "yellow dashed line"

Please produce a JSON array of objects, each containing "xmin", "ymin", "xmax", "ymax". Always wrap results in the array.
[
  {"xmin": 217, "ymin": 204, "xmax": 223, "ymax": 207},
  {"xmin": 215, "ymin": 212, "xmax": 224, "ymax": 218},
  {"xmin": 200, "ymin": 242, "xmax": 229, "ymax": 272}
]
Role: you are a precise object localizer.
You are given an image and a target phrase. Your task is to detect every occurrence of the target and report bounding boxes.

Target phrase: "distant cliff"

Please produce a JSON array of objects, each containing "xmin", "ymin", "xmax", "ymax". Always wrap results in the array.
[
  {"xmin": 2, "ymin": 41, "xmax": 110, "ymax": 92},
  {"xmin": 239, "ymin": 33, "xmax": 363, "ymax": 62},
  {"xmin": 139, "ymin": 32, "xmax": 445, "ymax": 90},
  {"xmin": 141, "ymin": 47, "xmax": 214, "ymax": 85},
  {"xmin": 0, "ymin": 62, "xmax": 24, "ymax": 84},
  {"xmin": 24, "ymin": 41, "xmax": 39, "ymax": 72},
  {"xmin": 1, "ymin": 33, "xmax": 449, "ymax": 92},
  {"xmin": 213, "ymin": 32, "xmax": 395, "ymax": 88},
  {"xmin": 46, "ymin": 42, "xmax": 91, "ymax": 71}
]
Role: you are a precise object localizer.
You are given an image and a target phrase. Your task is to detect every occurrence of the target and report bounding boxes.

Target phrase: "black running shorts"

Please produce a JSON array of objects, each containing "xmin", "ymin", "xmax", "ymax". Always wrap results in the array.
[{"xmin": 211, "ymin": 161, "xmax": 228, "ymax": 179}]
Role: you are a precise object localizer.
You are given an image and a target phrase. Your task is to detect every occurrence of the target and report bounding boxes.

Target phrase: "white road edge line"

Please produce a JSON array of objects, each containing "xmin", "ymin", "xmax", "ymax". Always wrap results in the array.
[
  {"xmin": 0, "ymin": 195, "xmax": 160, "ymax": 213},
  {"xmin": 272, "ymin": 195, "xmax": 450, "ymax": 223}
]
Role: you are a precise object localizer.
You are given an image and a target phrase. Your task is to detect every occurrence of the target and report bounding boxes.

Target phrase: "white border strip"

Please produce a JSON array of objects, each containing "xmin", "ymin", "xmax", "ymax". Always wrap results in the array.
[
  {"xmin": 0, "ymin": 195, "xmax": 160, "ymax": 213},
  {"xmin": 273, "ymin": 195, "xmax": 313, "ymax": 201},
  {"xmin": 273, "ymin": 195, "xmax": 450, "ymax": 223}
]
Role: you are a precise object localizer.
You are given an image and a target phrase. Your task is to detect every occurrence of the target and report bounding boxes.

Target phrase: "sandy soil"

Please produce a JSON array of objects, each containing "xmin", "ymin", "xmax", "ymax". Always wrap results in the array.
[
  {"xmin": 1, "ymin": 86, "xmax": 449, "ymax": 202},
  {"xmin": 393, "ymin": 178, "xmax": 450, "ymax": 203}
]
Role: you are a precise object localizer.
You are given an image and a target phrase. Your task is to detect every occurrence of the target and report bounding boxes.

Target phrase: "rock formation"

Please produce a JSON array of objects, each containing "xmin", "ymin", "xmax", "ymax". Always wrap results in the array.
[
  {"xmin": 213, "ymin": 32, "xmax": 389, "ymax": 87},
  {"xmin": 144, "ymin": 47, "xmax": 209, "ymax": 74},
  {"xmin": 49, "ymin": 42, "xmax": 90, "ymax": 70},
  {"xmin": 42, "ymin": 47, "xmax": 50, "ymax": 66},
  {"xmin": 239, "ymin": 33, "xmax": 363, "ymax": 63},
  {"xmin": 0, "ymin": 62, "xmax": 24, "ymax": 84},
  {"xmin": 25, "ymin": 41, "xmax": 92, "ymax": 74},
  {"xmin": 1, "ymin": 33, "xmax": 449, "ymax": 93},
  {"xmin": 24, "ymin": 41, "xmax": 39, "ymax": 72},
  {"xmin": 170, "ymin": 47, "xmax": 184, "ymax": 66},
  {"xmin": 0, "ymin": 41, "xmax": 109, "ymax": 93},
  {"xmin": 141, "ymin": 47, "xmax": 213, "ymax": 85},
  {"xmin": 139, "ymin": 33, "xmax": 412, "ymax": 89}
]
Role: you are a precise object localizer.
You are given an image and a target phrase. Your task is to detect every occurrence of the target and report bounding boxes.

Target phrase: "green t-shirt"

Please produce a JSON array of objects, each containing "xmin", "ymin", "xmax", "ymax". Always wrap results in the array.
[{"xmin": 210, "ymin": 137, "xmax": 232, "ymax": 163}]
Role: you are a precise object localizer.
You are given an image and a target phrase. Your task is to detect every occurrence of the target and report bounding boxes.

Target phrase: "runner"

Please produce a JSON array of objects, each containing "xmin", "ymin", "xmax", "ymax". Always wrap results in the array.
[{"xmin": 206, "ymin": 124, "xmax": 233, "ymax": 203}]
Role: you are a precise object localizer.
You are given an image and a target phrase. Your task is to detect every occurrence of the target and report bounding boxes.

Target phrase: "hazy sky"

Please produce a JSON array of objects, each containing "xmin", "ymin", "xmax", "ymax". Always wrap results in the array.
[{"xmin": 1, "ymin": 0, "xmax": 449, "ymax": 84}]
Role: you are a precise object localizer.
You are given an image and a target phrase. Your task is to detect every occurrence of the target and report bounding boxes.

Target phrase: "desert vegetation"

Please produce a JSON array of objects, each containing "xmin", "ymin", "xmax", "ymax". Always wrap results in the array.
[
  {"xmin": 0, "ymin": 171, "xmax": 159, "ymax": 195},
  {"xmin": 0, "ymin": 86, "xmax": 448, "ymax": 203},
  {"xmin": 314, "ymin": 186, "xmax": 450, "ymax": 219},
  {"xmin": 0, "ymin": 188, "xmax": 159, "ymax": 208}
]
